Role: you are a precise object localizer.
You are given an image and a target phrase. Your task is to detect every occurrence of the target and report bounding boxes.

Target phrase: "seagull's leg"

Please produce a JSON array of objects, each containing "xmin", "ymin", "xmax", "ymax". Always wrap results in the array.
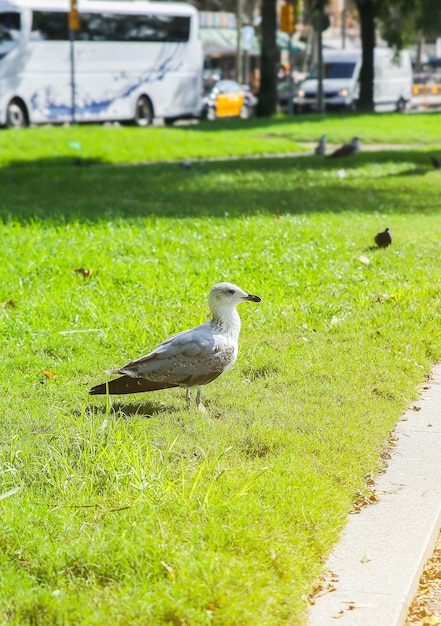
[
  {"xmin": 186, "ymin": 388, "xmax": 191, "ymax": 405},
  {"xmin": 196, "ymin": 386, "xmax": 207, "ymax": 412}
]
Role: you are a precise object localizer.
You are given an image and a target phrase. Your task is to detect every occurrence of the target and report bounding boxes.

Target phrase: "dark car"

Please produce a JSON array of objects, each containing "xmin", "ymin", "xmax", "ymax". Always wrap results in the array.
[{"xmin": 200, "ymin": 79, "xmax": 257, "ymax": 121}]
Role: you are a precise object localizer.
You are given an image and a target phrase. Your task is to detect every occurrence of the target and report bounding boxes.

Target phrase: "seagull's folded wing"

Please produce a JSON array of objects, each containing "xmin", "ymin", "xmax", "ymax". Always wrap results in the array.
[{"xmin": 114, "ymin": 323, "xmax": 229, "ymax": 387}]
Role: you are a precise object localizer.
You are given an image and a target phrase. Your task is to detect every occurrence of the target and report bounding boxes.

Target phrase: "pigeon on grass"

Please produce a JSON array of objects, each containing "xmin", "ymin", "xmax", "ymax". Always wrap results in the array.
[
  {"xmin": 374, "ymin": 228, "xmax": 392, "ymax": 248},
  {"xmin": 315, "ymin": 135, "xmax": 327, "ymax": 155},
  {"xmin": 430, "ymin": 155, "xmax": 441, "ymax": 169},
  {"xmin": 89, "ymin": 283, "xmax": 262, "ymax": 406},
  {"xmin": 329, "ymin": 137, "xmax": 360, "ymax": 158}
]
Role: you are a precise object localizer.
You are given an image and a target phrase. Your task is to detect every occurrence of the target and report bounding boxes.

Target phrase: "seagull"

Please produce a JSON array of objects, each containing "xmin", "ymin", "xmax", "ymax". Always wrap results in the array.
[
  {"xmin": 315, "ymin": 134, "xmax": 327, "ymax": 155},
  {"xmin": 374, "ymin": 227, "xmax": 392, "ymax": 248},
  {"xmin": 328, "ymin": 137, "xmax": 360, "ymax": 158},
  {"xmin": 89, "ymin": 282, "xmax": 262, "ymax": 406},
  {"xmin": 430, "ymin": 155, "xmax": 441, "ymax": 169}
]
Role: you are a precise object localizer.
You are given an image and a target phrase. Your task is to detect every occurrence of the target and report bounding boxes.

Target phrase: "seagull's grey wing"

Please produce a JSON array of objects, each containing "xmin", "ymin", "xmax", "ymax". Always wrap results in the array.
[
  {"xmin": 330, "ymin": 144, "xmax": 352, "ymax": 158},
  {"xmin": 115, "ymin": 323, "xmax": 234, "ymax": 387}
]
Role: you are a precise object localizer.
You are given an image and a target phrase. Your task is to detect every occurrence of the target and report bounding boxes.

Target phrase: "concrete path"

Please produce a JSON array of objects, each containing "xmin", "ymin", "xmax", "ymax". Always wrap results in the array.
[{"xmin": 308, "ymin": 363, "xmax": 441, "ymax": 626}]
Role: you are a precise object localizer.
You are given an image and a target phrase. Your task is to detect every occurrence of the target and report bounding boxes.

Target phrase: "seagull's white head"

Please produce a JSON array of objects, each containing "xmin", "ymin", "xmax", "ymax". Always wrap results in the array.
[
  {"xmin": 208, "ymin": 282, "xmax": 262, "ymax": 318},
  {"xmin": 352, "ymin": 137, "xmax": 360, "ymax": 146}
]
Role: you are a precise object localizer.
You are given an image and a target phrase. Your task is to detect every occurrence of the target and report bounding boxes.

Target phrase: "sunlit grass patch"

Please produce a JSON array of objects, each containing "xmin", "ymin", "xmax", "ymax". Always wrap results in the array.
[{"xmin": 1, "ymin": 117, "xmax": 441, "ymax": 624}]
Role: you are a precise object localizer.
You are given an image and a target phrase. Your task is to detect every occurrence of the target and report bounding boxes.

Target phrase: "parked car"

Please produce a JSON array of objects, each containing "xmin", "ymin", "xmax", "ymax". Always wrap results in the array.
[
  {"xmin": 277, "ymin": 79, "xmax": 301, "ymax": 113},
  {"xmin": 200, "ymin": 80, "xmax": 257, "ymax": 120},
  {"xmin": 294, "ymin": 47, "xmax": 413, "ymax": 113}
]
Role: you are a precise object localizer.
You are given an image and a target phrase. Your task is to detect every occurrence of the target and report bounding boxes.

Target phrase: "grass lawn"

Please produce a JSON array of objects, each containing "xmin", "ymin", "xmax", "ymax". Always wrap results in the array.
[
  {"xmin": 1, "ymin": 113, "xmax": 441, "ymax": 625},
  {"xmin": 1, "ymin": 110, "xmax": 441, "ymax": 167}
]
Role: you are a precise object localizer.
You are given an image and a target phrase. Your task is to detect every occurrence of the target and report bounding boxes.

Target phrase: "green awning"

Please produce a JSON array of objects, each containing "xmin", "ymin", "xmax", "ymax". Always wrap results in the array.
[
  {"xmin": 200, "ymin": 28, "xmax": 305, "ymax": 57},
  {"xmin": 276, "ymin": 31, "xmax": 305, "ymax": 52}
]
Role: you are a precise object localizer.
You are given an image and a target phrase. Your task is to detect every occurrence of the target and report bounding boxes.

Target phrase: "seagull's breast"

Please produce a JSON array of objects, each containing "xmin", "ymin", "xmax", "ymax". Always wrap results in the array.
[{"xmin": 212, "ymin": 331, "xmax": 239, "ymax": 371}]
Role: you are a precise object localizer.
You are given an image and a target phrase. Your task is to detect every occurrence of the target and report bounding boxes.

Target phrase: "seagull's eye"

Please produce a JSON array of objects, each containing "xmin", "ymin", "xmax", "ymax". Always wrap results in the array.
[{"xmin": 227, "ymin": 289, "xmax": 235, "ymax": 295}]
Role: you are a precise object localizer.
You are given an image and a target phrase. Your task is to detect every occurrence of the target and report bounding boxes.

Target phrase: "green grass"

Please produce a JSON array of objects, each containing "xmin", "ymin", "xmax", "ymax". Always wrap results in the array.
[
  {"xmin": 1, "ymin": 113, "xmax": 441, "ymax": 624},
  {"xmin": 1, "ymin": 110, "xmax": 441, "ymax": 167}
]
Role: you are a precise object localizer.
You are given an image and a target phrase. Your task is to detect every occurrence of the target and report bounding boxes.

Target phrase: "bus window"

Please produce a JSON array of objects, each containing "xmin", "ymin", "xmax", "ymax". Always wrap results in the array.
[
  {"xmin": 0, "ymin": 12, "xmax": 21, "ymax": 58},
  {"xmin": 30, "ymin": 11, "xmax": 191, "ymax": 43},
  {"xmin": 31, "ymin": 11, "xmax": 68, "ymax": 41},
  {"xmin": 78, "ymin": 13, "xmax": 191, "ymax": 43}
]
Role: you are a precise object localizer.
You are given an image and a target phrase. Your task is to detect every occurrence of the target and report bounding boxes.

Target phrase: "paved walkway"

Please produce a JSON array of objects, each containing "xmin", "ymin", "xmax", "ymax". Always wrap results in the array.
[{"xmin": 308, "ymin": 364, "xmax": 441, "ymax": 626}]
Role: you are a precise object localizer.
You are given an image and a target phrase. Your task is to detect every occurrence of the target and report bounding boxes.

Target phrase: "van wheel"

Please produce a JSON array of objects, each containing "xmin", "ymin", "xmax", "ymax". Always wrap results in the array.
[
  {"xmin": 134, "ymin": 96, "xmax": 153, "ymax": 127},
  {"xmin": 6, "ymin": 99, "xmax": 28, "ymax": 129},
  {"xmin": 396, "ymin": 97, "xmax": 406, "ymax": 113}
]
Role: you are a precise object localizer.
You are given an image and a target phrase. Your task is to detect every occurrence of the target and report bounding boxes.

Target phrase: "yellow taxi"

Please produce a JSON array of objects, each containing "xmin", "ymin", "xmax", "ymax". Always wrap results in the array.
[{"xmin": 200, "ymin": 80, "xmax": 257, "ymax": 121}]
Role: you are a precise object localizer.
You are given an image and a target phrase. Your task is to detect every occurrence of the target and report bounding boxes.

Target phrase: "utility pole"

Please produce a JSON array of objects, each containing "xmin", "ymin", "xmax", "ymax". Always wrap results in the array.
[
  {"xmin": 313, "ymin": 2, "xmax": 329, "ymax": 114},
  {"xmin": 236, "ymin": 0, "xmax": 243, "ymax": 82},
  {"xmin": 341, "ymin": 6, "xmax": 347, "ymax": 48},
  {"xmin": 69, "ymin": 0, "xmax": 80, "ymax": 124},
  {"xmin": 317, "ymin": 8, "xmax": 324, "ymax": 113},
  {"xmin": 280, "ymin": 1, "xmax": 296, "ymax": 114}
]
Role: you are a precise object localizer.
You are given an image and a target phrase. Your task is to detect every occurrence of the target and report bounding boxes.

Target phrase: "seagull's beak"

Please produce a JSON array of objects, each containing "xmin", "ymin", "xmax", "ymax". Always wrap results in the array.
[{"xmin": 244, "ymin": 293, "xmax": 262, "ymax": 303}]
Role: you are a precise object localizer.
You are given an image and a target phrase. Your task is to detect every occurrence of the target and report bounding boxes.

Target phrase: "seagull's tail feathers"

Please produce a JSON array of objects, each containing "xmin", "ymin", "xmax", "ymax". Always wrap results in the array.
[{"xmin": 89, "ymin": 375, "xmax": 178, "ymax": 395}]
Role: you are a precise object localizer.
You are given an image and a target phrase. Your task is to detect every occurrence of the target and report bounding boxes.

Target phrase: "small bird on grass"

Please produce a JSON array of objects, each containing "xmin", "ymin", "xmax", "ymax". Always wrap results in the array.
[
  {"xmin": 374, "ymin": 228, "xmax": 392, "ymax": 248},
  {"xmin": 315, "ymin": 134, "xmax": 327, "ymax": 155},
  {"xmin": 430, "ymin": 155, "xmax": 441, "ymax": 169},
  {"xmin": 89, "ymin": 282, "xmax": 262, "ymax": 406},
  {"xmin": 180, "ymin": 160, "xmax": 192, "ymax": 169},
  {"xmin": 329, "ymin": 137, "xmax": 360, "ymax": 158}
]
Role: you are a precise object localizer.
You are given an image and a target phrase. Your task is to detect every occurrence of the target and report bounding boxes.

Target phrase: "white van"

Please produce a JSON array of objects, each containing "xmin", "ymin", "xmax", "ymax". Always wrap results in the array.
[{"xmin": 294, "ymin": 47, "xmax": 413, "ymax": 113}]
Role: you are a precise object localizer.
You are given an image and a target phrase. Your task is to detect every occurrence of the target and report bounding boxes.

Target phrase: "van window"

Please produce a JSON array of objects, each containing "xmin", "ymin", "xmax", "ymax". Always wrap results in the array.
[{"xmin": 309, "ymin": 62, "xmax": 356, "ymax": 80}]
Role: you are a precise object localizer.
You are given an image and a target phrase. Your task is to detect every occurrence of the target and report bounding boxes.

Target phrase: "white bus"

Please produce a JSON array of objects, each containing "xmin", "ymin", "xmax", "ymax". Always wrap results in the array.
[{"xmin": 0, "ymin": 0, "xmax": 203, "ymax": 127}]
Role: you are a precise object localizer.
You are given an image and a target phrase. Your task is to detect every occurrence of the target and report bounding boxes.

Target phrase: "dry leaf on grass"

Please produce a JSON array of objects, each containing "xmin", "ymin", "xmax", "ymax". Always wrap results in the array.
[
  {"xmin": 376, "ymin": 293, "xmax": 396, "ymax": 302},
  {"xmin": 352, "ymin": 490, "xmax": 379, "ymax": 513},
  {"xmin": 161, "ymin": 561, "xmax": 175, "ymax": 580},
  {"xmin": 1, "ymin": 299, "xmax": 17, "ymax": 308},
  {"xmin": 43, "ymin": 370, "xmax": 58, "ymax": 379},
  {"xmin": 74, "ymin": 268, "xmax": 93, "ymax": 278}
]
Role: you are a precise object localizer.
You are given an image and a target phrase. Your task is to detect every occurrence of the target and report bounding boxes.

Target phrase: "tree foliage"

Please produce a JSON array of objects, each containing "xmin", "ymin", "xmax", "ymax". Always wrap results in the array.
[{"xmin": 416, "ymin": 0, "xmax": 441, "ymax": 36}]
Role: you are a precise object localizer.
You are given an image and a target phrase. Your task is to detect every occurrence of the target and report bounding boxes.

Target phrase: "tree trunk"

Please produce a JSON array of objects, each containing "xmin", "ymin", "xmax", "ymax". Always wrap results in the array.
[
  {"xmin": 258, "ymin": 0, "xmax": 277, "ymax": 116},
  {"xmin": 355, "ymin": 0, "xmax": 375, "ymax": 112}
]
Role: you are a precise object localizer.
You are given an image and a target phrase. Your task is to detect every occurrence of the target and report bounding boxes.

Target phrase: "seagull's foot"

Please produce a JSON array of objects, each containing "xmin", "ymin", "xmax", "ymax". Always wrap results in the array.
[{"xmin": 197, "ymin": 403, "xmax": 207, "ymax": 413}]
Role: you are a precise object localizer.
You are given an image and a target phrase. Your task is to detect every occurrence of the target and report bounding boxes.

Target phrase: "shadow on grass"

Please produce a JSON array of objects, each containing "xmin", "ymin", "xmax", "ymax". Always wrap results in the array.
[
  {"xmin": 85, "ymin": 399, "xmax": 180, "ymax": 419},
  {"xmin": 0, "ymin": 148, "xmax": 439, "ymax": 223},
  {"xmin": 177, "ymin": 110, "xmax": 417, "ymax": 133}
]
